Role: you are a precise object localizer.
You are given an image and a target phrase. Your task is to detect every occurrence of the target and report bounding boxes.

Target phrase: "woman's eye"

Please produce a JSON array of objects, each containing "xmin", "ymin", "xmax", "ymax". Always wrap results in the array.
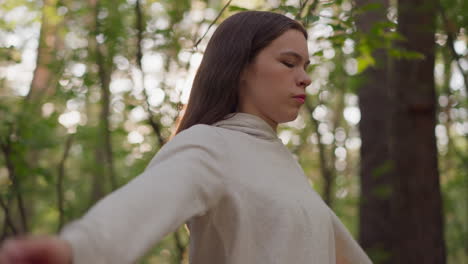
[{"xmin": 282, "ymin": 62, "xmax": 294, "ymax": 68}]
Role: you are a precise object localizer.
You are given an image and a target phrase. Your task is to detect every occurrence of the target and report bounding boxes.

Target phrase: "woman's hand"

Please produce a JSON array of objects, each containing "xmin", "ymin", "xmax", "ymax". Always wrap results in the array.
[{"xmin": 0, "ymin": 235, "xmax": 72, "ymax": 264}]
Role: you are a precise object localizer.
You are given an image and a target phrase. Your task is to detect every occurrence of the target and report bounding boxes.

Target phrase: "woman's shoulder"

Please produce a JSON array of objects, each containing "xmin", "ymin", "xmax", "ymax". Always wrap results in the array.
[
  {"xmin": 145, "ymin": 124, "xmax": 226, "ymax": 170},
  {"xmin": 168, "ymin": 124, "xmax": 225, "ymax": 147}
]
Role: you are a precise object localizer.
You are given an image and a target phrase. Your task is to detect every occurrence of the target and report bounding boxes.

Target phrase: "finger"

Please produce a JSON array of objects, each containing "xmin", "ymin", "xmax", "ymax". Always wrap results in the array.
[
  {"xmin": 4, "ymin": 237, "xmax": 55, "ymax": 262},
  {"xmin": 0, "ymin": 252, "xmax": 10, "ymax": 264},
  {"xmin": 0, "ymin": 240, "xmax": 27, "ymax": 263}
]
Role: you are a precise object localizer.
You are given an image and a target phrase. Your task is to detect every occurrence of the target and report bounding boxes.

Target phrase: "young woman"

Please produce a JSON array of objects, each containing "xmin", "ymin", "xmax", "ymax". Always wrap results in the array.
[{"xmin": 0, "ymin": 11, "xmax": 373, "ymax": 264}]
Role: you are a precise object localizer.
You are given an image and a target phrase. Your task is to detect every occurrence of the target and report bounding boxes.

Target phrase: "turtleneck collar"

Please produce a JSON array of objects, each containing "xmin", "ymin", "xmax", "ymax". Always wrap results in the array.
[{"xmin": 212, "ymin": 112, "xmax": 279, "ymax": 141}]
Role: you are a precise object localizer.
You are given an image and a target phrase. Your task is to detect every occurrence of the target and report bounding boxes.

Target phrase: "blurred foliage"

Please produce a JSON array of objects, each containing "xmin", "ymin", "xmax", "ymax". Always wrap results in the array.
[{"xmin": 0, "ymin": 0, "xmax": 466, "ymax": 263}]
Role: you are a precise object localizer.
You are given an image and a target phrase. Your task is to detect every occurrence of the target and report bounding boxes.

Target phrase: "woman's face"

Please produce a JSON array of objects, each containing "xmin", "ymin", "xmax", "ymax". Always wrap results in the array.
[{"xmin": 238, "ymin": 29, "xmax": 311, "ymax": 130}]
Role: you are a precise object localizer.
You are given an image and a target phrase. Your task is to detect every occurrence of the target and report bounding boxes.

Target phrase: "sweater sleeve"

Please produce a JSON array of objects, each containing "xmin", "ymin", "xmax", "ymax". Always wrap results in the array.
[
  {"xmin": 59, "ymin": 125, "xmax": 227, "ymax": 264},
  {"xmin": 329, "ymin": 208, "xmax": 373, "ymax": 264}
]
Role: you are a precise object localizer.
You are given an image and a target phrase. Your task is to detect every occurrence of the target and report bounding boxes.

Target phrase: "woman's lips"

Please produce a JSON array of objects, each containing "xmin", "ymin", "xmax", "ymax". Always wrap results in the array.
[
  {"xmin": 293, "ymin": 94, "xmax": 306, "ymax": 104},
  {"xmin": 295, "ymin": 98, "xmax": 305, "ymax": 104}
]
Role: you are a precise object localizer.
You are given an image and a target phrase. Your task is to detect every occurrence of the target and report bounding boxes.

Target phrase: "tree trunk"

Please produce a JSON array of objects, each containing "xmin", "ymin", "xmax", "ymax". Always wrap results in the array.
[
  {"xmin": 15, "ymin": 0, "xmax": 65, "ymax": 232},
  {"xmin": 391, "ymin": 1, "xmax": 446, "ymax": 263},
  {"xmin": 354, "ymin": 0, "xmax": 394, "ymax": 263},
  {"xmin": 26, "ymin": 0, "xmax": 64, "ymax": 104},
  {"xmin": 87, "ymin": 0, "xmax": 117, "ymax": 204}
]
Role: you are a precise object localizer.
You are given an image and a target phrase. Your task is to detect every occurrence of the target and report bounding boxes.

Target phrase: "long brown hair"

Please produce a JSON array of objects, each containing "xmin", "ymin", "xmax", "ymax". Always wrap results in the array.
[{"xmin": 174, "ymin": 11, "xmax": 307, "ymax": 135}]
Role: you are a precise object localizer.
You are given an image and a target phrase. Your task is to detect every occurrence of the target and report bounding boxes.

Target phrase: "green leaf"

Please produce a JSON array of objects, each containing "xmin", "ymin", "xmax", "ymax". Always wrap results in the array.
[
  {"xmin": 304, "ymin": 14, "xmax": 319, "ymax": 24},
  {"xmin": 356, "ymin": 43, "xmax": 376, "ymax": 73},
  {"xmin": 354, "ymin": 2, "xmax": 384, "ymax": 14},
  {"xmin": 0, "ymin": 47, "xmax": 22, "ymax": 63},
  {"xmin": 371, "ymin": 184, "xmax": 392, "ymax": 199},
  {"xmin": 277, "ymin": 5, "xmax": 299, "ymax": 14},
  {"xmin": 311, "ymin": 50, "xmax": 324, "ymax": 57},
  {"xmin": 388, "ymin": 48, "xmax": 425, "ymax": 60},
  {"xmin": 372, "ymin": 160, "xmax": 394, "ymax": 178},
  {"xmin": 228, "ymin": 5, "xmax": 249, "ymax": 12}
]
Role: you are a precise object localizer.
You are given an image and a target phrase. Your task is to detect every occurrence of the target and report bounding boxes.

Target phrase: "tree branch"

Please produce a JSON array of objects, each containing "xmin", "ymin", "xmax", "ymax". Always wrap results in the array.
[
  {"xmin": 295, "ymin": 0, "xmax": 311, "ymax": 19},
  {"xmin": 0, "ymin": 127, "xmax": 28, "ymax": 233},
  {"xmin": 174, "ymin": 228, "xmax": 186, "ymax": 263},
  {"xmin": 0, "ymin": 196, "xmax": 18, "ymax": 236},
  {"xmin": 56, "ymin": 134, "xmax": 74, "ymax": 231},
  {"xmin": 93, "ymin": 0, "xmax": 117, "ymax": 191},
  {"xmin": 193, "ymin": 0, "xmax": 233, "ymax": 50},
  {"xmin": 439, "ymin": 5, "xmax": 468, "ymax": 95},
  {"xmin": 304, "ymin": 101, "xmax": 334, "ymax": 206},
  {"xmin": 135, "ymin": 0, "xmax": 166, "ymax": 147}
]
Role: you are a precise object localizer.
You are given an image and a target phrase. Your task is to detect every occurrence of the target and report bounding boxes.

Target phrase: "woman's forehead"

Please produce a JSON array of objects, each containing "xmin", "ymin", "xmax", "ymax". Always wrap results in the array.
[{"xmin": 264, "ymin": 30, "xmax": 309, "ymax": 58}]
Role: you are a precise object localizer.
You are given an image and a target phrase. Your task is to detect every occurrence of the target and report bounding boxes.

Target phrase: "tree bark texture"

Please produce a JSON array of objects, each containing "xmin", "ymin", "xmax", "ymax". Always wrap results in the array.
[
  {"xmin": 26, "ymin": 0, "xmax": 64, "ymax": 104},
  {"xmin": 392, "ymin": 1, "xmax": 446, "ymax": 263},
  {"xmin": 354, "ymin": 0, "xmax": 394, "ymax": 263},
  {"xmin": 87, "ymin": 0, "xmax": 117, "ymax": 204}
]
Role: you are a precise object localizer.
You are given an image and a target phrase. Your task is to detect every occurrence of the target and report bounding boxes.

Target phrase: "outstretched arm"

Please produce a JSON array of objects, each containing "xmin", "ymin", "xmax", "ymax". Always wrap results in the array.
[
  {"xmin": 59, "ymin": 125, "xmax": 227, "ymax": 263},
  {"xmin": 0, "ymin": 125, "xmax": 226, "ymax": 264}
]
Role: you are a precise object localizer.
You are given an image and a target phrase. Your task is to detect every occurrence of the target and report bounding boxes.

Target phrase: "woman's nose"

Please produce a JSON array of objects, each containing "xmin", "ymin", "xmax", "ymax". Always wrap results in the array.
[{"xmin": 298, "ymin": 71, "xmax": 311, "ymax": 88}]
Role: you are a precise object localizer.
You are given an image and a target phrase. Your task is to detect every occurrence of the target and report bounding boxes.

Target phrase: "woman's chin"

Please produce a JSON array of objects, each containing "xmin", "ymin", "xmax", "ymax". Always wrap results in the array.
[{"xmin": 277, "ymin": 112, "xmax": 300, "ymax": 124}]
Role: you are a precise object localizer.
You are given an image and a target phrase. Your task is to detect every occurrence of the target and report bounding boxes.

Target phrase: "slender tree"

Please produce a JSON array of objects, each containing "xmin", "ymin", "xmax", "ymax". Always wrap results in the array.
[
  {"xmin": 354, "ymin": 0, "xmax": 394, "ymax": 263},
  {"xmin": 391, "ymin": 0, "xmax": 446, "ymax": 263},
  {"xmin": 86, "ymin": 0, "xmax": 118, "ymax": 204},
  {"xmin": 26, "ymin": 0, "xmax": 64, "ymax": 105}
]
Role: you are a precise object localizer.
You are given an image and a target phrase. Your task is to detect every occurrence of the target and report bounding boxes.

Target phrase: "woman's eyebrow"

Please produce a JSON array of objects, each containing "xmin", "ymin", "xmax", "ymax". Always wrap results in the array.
[{"xmin": 279, "ymin": 51, "xmax": 310, "ymax": 66}]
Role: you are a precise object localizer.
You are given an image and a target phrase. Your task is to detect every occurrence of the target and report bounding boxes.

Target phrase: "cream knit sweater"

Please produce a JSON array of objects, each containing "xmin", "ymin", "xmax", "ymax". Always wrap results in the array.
[{"xmin": 59, "ymin": 112, "xmax": 373, "ymax": 264}]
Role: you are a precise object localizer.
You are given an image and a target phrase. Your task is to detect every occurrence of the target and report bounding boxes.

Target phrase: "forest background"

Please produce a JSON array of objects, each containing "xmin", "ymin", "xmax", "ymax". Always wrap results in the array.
[{"xmin": 0, "ymin": 0, "xmax": 466, "ymax": 263}]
